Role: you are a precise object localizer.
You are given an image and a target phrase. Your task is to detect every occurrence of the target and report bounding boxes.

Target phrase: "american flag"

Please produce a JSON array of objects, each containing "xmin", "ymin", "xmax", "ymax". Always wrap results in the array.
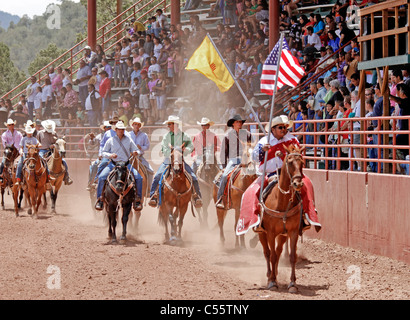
[{"xmin": 260, "ymin": 37, "xmax": 305, "ymax": 95}]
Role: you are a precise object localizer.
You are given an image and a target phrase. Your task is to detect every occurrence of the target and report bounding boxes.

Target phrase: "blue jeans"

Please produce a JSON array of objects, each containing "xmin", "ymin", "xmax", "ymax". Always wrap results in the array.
[
  {"xmin": 16, "ymin": 154, "xmax": 26, "ymax": 180},
  {"xmin": 27, "ymin": 102, "xmax": 34, "ymax": 121},
  {"xmin": 217, "ymin": 157, "xmax": 241, "ymax": 200},
  {"xmin": 150, "ymin": 161, "xmax": 201, "ymax": 197},
  {"xmin": 96, "ymin": 162, "xmax": 143, "ymax": 199}
]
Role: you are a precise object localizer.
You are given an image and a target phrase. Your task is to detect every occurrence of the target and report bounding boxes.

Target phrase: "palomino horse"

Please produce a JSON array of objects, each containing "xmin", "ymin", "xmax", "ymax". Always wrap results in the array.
[
  {"xmin": 158, "ymin": 147, "xmax": 193, "ymax": 244},
  {"xmin": 103, "ymin": 160, "xmax": 136, "ymax": 243},
  {"xmin": 196, "ymin": 147, "xmax": 220, "ymax": 228},
  {"xmin": 258, "ymin": 144, "xmax": 306, "ymax": 293},
  {"xmin": 45, "ymin": 137, "xmax": 66, "ymax": 213},
  {"xmin": 213, "ymin": 142, "xmax": 258, "ymax": 248},
  {"xmin": 23, "ymin": 144, "xmax": 48, "ymax": 219},
  {"xmin": 1, "ymin": 145, "xmax": 19, "ymax": 210}
]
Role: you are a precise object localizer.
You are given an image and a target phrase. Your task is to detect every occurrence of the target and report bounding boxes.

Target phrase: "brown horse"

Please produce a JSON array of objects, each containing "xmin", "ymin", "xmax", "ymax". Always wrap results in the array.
[
  {"xmin": 158, "ymin": 147, "xmax": 193, "ymax": 244},
  {"xmin": 23, "ymin": 144, "xmax": 48, "ymax": 219},
  {"xmin": 196, "ymin": 147, "xmax": 220, "ymax": 229},
  {"xmin": 258, "ymin": 144, "xmax": 305, "ymax": 293},
  {"xmin": 45, "ymin": 137, "xmax": 66, "ymax": 213},
  {"xmin": 213, "ymin": 142, "xmax": 258, "ymax": 248}
]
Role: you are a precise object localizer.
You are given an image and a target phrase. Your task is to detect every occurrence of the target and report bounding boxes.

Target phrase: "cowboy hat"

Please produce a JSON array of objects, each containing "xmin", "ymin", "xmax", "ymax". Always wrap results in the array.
[
  {"xmin": 41, "ymin": 120, "xmax": 56, "ymax": 133},
  {"xmin": 163, "ymin": 115, "xmax": 181, "ymax": 125},
  {"xmin": 265, "ymin": 115, "xmax": 293, "ymax": 132},
  {"xmin": 197, "ymin": 117, "xmax": 214, "ymax": 126},
  {"xmin": 129, "ymin": 117, "xmax": 144, "ymax": 127},
  {"xmin": 25, "ymin": 125, "xmax": 35, "ymax": 135},
  {"xmin": 84, "ymin": 45, "xmax": 91, "ymax": 50},
  {"xmin": 99, "ymin": 120, "xmax": 112, "ymax": 131},
  {"xmin": 4, "ymin": 119, "xmax": 16, "ymax": 127},
  {"xmin": 25, "ymin": 120, "xmax": 35, "ymax": 127},
  {"xmin": 227, "ymin": 114, "xmax": 246, "ymax": 127},
  {"xmin": 113, "ymin": 121, "xmax": 126, "ymax": 130},
  {"xmin": 109, "ymin": 116, "xmax": 119, "ymax": 125}
]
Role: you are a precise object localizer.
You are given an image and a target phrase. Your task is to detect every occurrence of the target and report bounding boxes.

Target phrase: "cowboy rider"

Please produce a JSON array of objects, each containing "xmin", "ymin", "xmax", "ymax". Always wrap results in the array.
[
  {"xmin": 94, "ymin": 121, "xmax": 143, "ymax": 211},
  {"xmin": 0, "ymin": 119, "xmax": 23, "ymax": 184},
  {"xmin": 37, "ymin": 119, "xmax": 73, "ymax": 185},
  {"xmin": 15, "ymin": 124, "xmax": 52, "ymax": 190},
  {"xmin": 238, "ymin": 115, "xmax": 321, "ymax": 235},
  {"xmin": 215, "ymin": 114, "xmax": 253, "ymax": 209},
  {"xmin": 129, "ymin": 117, "xmax": 154, "ymax": 189},
  {"xmin": 191, "ymin": 117, "xmax": 221, "ymax": 173},
  {"xmin": 148, "ymin": 115, "xmax": 202, "ymax": 208}
]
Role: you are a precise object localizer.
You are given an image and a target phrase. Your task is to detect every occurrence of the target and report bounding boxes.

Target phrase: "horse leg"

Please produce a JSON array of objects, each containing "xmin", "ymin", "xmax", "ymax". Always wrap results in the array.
[
  {"xmin": 12, "ymin": 187, "xmax": 19, "ymax": 217},
  {"xmin": 287, "ymin": 232, "xmax": 299, "ymax": 293},
  {"xmin": 108, "ymin": 210, "xmax": 117, "ymax": 243},
  {"xmin": 275, "ymin": 235, "xmax": 288, "ymax": 279},
  {"xmin": 267, "ymin": 234, "xmax": 279, "ymax": 290},
  {"xmin": 216, "ymin": 207, "xmax": 226, "ymax": 245},
  {"xmin": 120, "ymin": 204, "xmax": 132, "ymax": 241},
  {"xmin": 1, "ymin": 187, "xmax": 5, "ymax": 210},
  {"xmin": 234, "ymin": 207, "xmax": 245, "ymax": 248},
  {"xmin": 258, "ymin": 232, "xmax": 271, "ymax": 279},
  {"xmin": 18, "ymin": 189, "xmax": 24, "ymax": 209}
]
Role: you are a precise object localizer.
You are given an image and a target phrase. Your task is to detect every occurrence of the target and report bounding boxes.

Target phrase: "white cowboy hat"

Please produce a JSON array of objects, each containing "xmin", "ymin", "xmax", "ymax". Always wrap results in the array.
[
  {"xmin": 197, "ymin": 117, "xmax": 214, "ymax": 126},
  {"xmin": 25, "ymin": 125, "xmax": 35, "ymax": 135},
  {"xmin": 163, "ymin": 115, "xmax": 181, "ymax": 125},
  {"xmin": 113, "ymin": 121, "xmax": 127, "ymax": 130},
  {"xmin": 99, "ymin": 120, "xmax": 112, "ymax": 131},
  {"xmin": 129, "ymin": 117, "xmax": 144, "ymax": 127},
  {"xmin": 4, "ymin": 119, "xmax": 16, "ymax": 127},
  {"xmin": 84, "ymin": 45, "xmax": 91, "ymax": 50},
  {"xmin": 25, "ymin": 120, "xmax": 35, "ymax": 127},
  {"xmin": 265, "ymin": 115, "xmax": 293, "ymax": 132},
  {"xmin": 41, "ymin": 119, "xmax": 56, "ymax": 133}
]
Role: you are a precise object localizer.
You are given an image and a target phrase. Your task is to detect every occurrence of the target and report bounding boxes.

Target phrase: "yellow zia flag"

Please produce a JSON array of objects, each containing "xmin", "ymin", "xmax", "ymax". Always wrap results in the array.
[{"xmin": 185, "ymin": 35, "xmax": 234, "ymax": 92}]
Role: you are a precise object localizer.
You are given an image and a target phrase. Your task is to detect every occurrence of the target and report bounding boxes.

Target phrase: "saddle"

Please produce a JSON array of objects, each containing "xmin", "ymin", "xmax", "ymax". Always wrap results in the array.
[
  {"xmin": 158, "ymin": 165, "xmax": 194, "ymax": 206},
  {"xmin": 213, "ymin": 165, "xmax": 242, "ymax": 208}
]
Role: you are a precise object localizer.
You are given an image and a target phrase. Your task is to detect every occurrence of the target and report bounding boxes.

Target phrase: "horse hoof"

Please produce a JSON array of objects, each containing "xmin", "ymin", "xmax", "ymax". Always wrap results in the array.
[
  {"xmin": 27, "ymin": 209, "xmax": 32, "ymax": 215},
  {"xmin": 111, "ymin": 239, "xmax": 117, "ymax": 244},
  {"xmin": 267, "ymin": 281, "xmax": 278, "ymax": 291},
  {"xmin": 288, "ymin": 282, "xmax": 298, "ymax": 293},
  {"xmin": 120, "ymin": 235, "xmax": 126, "ymax": 241}
]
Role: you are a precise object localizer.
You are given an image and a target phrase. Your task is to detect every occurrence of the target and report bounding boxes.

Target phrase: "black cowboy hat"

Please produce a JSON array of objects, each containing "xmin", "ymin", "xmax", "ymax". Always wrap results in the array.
[{"xmin": 227, "ymin": 114, "xmax": 246, "ymax": 127}]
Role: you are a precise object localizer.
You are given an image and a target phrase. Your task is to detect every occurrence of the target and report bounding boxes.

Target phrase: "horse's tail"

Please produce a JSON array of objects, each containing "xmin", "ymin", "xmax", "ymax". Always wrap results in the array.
[{"xmin": 157, "ymin": 209, "xmax": 167, "ymax": 227}]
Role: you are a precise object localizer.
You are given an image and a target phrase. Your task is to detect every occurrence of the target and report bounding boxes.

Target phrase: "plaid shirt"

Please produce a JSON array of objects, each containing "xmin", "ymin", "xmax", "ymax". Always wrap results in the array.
[{"xmin": 64, "ymin": 90, "xmax": 78, "ymax": 108}]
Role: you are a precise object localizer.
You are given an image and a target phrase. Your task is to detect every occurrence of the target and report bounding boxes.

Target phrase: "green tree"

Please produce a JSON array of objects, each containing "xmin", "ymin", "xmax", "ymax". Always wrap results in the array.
[
  {"xmin": 0, "ymin": 42, "xmax": 26, "ymax": 97},
  {"xmin": 28, "ymin": 43, "xmax": 66, "ymax": 76}
]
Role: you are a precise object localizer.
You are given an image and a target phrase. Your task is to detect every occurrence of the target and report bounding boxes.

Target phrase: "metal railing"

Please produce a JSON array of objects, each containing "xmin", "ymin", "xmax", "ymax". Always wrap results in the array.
[{"xmin": 1, "ymin": 115, "xmax": 408, "ymax": 175}]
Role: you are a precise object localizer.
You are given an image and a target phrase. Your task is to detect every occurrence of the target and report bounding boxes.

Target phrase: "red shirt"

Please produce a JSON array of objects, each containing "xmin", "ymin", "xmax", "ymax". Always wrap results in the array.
[
  {"xmin": 99, "ymin": 77, "xmax": 111, "ymax": 98},
  {"xmin": 192, "ymin": 130, "xmax": 220, "ymax": 157}
]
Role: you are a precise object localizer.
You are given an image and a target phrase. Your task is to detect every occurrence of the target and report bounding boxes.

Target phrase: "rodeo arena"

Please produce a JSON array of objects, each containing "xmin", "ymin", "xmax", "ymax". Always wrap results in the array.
[{"xmin": 0, "ymin": 0, "xmax": 408, "ymax": 305}]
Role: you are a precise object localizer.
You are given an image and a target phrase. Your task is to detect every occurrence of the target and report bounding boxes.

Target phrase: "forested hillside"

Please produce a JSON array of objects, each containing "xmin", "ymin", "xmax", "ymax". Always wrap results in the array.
[{"xmin": 0, "ymin": 0, "xmax": 87, "ymax": 74}]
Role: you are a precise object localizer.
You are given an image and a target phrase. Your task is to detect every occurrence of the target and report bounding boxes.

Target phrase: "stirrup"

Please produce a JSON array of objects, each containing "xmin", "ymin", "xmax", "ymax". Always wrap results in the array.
[{"xmin": 148, "ymin": 195, "xmax": 158, "ymax": 207}]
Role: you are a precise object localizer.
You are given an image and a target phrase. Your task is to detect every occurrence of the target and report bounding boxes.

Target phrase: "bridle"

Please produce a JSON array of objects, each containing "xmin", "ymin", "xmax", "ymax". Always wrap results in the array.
[
  {"xmin": 107, "ymin": 160, "xmax": 135, "ymax": 212},
  {"xmin": 277, "ymin": 152, "xmax": 304, "ymax": 195},
  {"xmin": 25, "ymin": 145, "xmax": 46, "ymax": 178}
]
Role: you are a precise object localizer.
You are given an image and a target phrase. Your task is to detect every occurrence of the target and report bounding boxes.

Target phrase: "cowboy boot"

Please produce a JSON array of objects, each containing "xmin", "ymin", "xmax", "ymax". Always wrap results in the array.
[
  {"xmin": 215, "ymin": 196, "xmax": 225, "ymax": 209},
  {"xmin": 148, "ymin": 191, "xmax": 158, "ymax": 207},
  {"xmin": 192, "ymin": 193, "xmax": 202, "ymax": 208},
  {"xmin": 133, "ymin": 192, "xmax": 143, "ymax": 211},
  {"xmin": 95, "ymin": 198, "xmax": 104, "ymax": 211}
]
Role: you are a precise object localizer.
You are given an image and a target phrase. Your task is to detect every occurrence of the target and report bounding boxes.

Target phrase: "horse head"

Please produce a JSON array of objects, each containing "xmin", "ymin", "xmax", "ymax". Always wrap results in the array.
[
  {"xmin": 283, "ymin": 144, "xmax": 306, "ymax": 192},
  {"xmin": 112, "ymin": 160, "xmax": 129, "ymax": 194},
  {"xmin": 54, "ymin": 137, "xmax": 66, "ymax": 158},
  {"xmin": 26, "ymin": 144, "xmax": 40, "ymax": 171},
  {"xmin": 170, "ymin": 144, "xmax": 184, "ymax": 175},
  {"xmin": 3, "ymin": 144, "xmax": 18, "ymax": 167},
  {"xmin": 239, "ymin": 140, "xmax": 257, "ymax": 177}
]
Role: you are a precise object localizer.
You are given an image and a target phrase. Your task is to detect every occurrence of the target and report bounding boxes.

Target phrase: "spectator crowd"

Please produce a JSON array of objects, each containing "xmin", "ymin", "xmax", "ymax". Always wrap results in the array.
[{"xmin": 1, "ymin": 0, "xmax": 409, "ymax": 173}]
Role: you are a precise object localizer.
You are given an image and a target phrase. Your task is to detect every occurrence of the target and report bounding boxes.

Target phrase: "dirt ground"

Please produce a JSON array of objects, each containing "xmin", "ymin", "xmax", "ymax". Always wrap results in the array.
[{"xmin": 0, "ymin": 186, "xmax": 408, "ymax": 301}]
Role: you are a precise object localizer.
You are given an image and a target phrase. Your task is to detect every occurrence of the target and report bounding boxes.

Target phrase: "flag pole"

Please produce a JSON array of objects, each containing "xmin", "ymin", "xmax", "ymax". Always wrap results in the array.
[
  {"xmin": 257, "ymin": 32, "xmax": 285, "ymax": 217},
  {"xmin": 206, "ymin": 33, "xmax": 267, "ymax": 134}
]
